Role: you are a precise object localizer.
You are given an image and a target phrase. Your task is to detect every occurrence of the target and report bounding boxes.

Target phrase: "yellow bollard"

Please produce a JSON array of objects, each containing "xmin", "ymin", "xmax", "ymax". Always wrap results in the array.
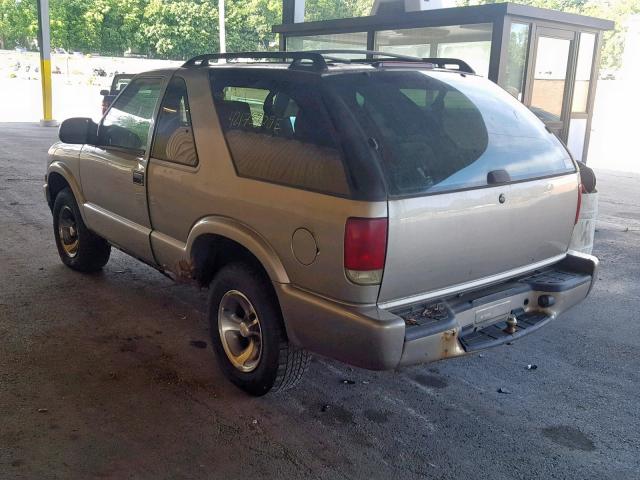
[
  {"xmin": 37, "ymin": 0, "xmax": 56, "ymax": 126},
  {"xmin": 40, "ymin": 58, "xmax": 53, "ymax": 122}
]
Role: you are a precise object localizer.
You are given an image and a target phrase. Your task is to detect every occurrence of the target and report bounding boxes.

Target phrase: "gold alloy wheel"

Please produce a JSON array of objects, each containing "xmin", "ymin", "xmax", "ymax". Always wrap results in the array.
[
  {"xmin": 218, "ymin": 290, "xmax": 263, "ymax": 373},
  {"xmin": 58, "ymin": 205, "xmax": 79, "ymax": 258}
]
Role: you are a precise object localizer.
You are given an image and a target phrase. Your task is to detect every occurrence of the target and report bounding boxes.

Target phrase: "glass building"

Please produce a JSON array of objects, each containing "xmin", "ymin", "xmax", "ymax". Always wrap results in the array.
[{"xmin": 274, "ymin": 2, "xmax": 614, "ymax": 163}]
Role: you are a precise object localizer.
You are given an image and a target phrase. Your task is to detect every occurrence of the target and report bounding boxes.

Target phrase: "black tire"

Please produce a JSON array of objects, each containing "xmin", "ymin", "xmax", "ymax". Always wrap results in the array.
[
  {"xmin": 208, "ymin": 262, "xmax": 309, "ymax": 396},
  {"xmin": 52, "ymin": 188, "xmax": 111, "ymax": 272}
]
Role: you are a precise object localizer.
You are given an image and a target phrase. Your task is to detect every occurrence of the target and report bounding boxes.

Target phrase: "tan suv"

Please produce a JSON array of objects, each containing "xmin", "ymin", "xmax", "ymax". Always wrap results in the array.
[{"xmin": 45, "ymin": 51, "xmax": 598, "ymax": 396}]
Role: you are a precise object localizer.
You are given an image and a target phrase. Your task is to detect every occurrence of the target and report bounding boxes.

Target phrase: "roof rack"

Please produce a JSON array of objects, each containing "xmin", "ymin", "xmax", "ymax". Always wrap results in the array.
[
  {"xmin": 302, "ymin": 50, "xmax": 475, "ymax": 73},
  {"xmin": 183, "ymin": 52, "xmax": 328, "ymax": 72},
  {"xmin": 182, "ymin": 50, "xmax": 475, "ymax": 74},
  {"xmin": 305, "ymin": 49, "xmax": 422, "ymax": 62},
  {"xmin": 418, "ymin": 58, "xmax": 475, "ymax": 74}
]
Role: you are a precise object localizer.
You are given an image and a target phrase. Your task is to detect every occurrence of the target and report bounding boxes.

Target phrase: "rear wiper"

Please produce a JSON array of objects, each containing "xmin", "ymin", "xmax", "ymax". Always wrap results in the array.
[{"xmin": 487, "ymin": 169, "xmax": 511, "ymax": 185}]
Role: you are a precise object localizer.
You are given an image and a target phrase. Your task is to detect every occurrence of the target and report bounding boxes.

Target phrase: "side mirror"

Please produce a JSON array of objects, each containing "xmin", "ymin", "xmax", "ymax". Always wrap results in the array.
[
  {"xmin": 58, "ymin": 117, "xmax": 96, "ymax": 145},
  {"xmin": 100, "ymin": 89, "xmax": 109, "ymax": 96}
]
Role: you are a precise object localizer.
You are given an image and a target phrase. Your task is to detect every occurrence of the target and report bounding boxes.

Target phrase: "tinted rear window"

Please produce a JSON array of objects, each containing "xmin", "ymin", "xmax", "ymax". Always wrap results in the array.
[
  {"xmin": 210, "ymin": 70, "xmax": 351, "ymax": 197},
  {"xmin": 325, "ymin": 70, "xmax": 575, "ymax": 196}
]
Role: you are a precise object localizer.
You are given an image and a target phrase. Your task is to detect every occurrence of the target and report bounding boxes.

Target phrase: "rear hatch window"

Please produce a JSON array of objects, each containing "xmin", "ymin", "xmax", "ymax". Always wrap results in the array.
[{"xmin": 325, "ymin": 70, "xmax": 575, "ymax": 197}]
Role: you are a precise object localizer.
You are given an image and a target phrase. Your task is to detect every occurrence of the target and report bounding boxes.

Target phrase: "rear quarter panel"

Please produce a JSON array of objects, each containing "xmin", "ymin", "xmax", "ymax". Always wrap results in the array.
[{"xmin": 146, "ymin": 68, "xmax": 386, "ymax": 304}]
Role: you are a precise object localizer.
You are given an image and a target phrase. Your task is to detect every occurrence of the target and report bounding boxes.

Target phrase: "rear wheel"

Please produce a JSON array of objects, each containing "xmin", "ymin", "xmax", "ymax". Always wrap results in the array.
[
  {"xmin": 208, "ymin": 262, "xmax": 309, "ymax": 396},
  {"xmin": 52, "ymin": 188, "xmax": 111, "ymax": 272}
]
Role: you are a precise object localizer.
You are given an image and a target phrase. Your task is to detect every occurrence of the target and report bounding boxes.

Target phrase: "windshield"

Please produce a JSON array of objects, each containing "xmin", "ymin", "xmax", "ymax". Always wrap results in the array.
[{"xmin": 325, "ymin": 70, "xmax": 575, "ymax": 197}]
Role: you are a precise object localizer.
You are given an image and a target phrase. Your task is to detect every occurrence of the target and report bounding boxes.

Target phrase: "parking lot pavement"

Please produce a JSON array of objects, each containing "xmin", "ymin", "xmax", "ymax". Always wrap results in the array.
[{"xmin": 1, "ymin": 122, "xmax": 639, "ymax": 479}]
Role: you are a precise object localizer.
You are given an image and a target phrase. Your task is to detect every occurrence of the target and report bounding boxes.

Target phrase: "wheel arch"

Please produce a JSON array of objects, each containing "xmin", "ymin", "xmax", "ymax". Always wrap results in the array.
[
  {"xmin": 47, "ymin": 163, "xmax": 86, "ymax": 221},
  {"xmin": 186, "ymin": 216, "xmax": 290, "ymax": 287}
]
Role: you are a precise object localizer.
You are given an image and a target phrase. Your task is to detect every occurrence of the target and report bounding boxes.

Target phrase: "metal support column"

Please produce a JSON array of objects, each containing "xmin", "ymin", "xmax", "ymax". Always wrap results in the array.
[
  {"xmin": 218, "ymin": 0, "xmax": 226, "ymax": 54},
  {"xmin": 282, "ymin": 0, "xmax": 305, "ymax": 24},
  {"xmin": 294, "ymin": 0, "xmax": 305, "ymax": 23},
  {"xmin": 36, "ymin": 0, "xmax": 56, "ymax": 126}
]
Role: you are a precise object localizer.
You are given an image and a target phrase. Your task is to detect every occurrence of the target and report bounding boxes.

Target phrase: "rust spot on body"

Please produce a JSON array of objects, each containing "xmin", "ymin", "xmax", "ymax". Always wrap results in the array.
[
  {"xmin": 160, "ymin": 259, "xmax": 199, "ymax": 286},
  {"xmin": 441, "ymin": 329, "xmax": 460, "ymax": 358},
  {"xmin": 177, "ymin": 259, "xmax": 195, "ymax": 279}
]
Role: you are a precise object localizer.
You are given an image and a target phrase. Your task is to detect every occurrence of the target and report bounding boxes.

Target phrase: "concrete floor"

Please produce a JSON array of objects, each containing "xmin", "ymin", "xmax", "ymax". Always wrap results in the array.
[{"xmin": 1, "ymin": 122, "xmax": 639, "ymax": 479}]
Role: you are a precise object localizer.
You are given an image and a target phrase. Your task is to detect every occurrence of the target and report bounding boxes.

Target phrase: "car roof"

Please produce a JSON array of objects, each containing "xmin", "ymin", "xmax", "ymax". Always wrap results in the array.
[{"xmin": 132, "ymin": 68, "xmax": 179, "ymax": 76}]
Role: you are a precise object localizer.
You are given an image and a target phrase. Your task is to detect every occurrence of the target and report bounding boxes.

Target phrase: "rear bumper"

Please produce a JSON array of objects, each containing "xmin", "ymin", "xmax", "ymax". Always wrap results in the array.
[{"xmin": 276, "ymin": 252, "xmax": 598, "ymax": 370}]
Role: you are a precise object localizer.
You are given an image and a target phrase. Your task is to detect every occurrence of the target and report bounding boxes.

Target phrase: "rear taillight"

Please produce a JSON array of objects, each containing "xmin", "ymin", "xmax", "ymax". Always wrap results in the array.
[
  {"xmin": 575, "ymin": 183, "xmax": 583, "ymax": 225},
  {"xmin": 344, "ymin": 217, "xmax": 387, "ymax": 285}
]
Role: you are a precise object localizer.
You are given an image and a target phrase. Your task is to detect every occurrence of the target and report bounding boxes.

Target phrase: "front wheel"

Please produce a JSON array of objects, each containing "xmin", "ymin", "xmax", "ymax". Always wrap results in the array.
[
  {"xmin": 52, "ymin": 188, "xmax": 111, "ymax": 272},
  {"xmin": 208, "ymin": 262, "xmax": 309, "ymax": 396}
]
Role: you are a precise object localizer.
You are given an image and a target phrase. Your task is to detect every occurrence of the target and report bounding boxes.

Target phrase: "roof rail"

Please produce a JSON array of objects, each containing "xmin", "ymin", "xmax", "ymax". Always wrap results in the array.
[
  {"xmin": 182, "ymin": 50, "xmax": 475, "ymax": 74},
  {"xmin": 305, "ymin": 49, "xmax": 423, "ymax": 62},
  {"xmin": 304, "ymin": 50, "xmax": 475, "ymax": 74},
  {"xmin": 419, "ymin": 58, "xmax": 475, "ymax": 74},
  {"xmin": 182, "ymin": 51, "xmax": 328, "ymax": 72}
]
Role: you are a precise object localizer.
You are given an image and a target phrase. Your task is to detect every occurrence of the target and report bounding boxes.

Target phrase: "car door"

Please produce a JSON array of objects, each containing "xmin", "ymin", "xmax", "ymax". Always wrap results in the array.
[
  {"xmin": 146, "ymin": 75, "xmax": 201, "ymax": 271},
  {"xmin": 80, "ymin": 76, "xmax": 165, "ymax": 263}
]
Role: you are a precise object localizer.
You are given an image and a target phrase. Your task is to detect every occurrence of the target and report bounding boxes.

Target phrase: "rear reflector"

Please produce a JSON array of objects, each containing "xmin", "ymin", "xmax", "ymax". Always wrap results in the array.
[{"xmin": 344, "ymin": 217, "xmax": 387, "ymax": 285}]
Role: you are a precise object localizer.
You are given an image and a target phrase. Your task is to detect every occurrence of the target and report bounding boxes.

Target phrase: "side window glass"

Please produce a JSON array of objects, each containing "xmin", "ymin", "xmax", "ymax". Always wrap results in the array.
[
  {"xmin": 223, "ymin": 87, "xmax": 270, "ymax": 128},
  {"xmin": 151, "ymin": 77, "xmax": 198, "ymax": 166},
  {"xmin": 100, "ymin": 77, "xmax": 162, "ymax": 153},
  {"xmin": 210, "ymin": 71, "xmax": 350, "ymax": 196}
]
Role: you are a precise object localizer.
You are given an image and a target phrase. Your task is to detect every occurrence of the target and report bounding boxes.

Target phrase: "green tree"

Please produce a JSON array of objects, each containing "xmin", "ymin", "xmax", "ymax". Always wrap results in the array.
[
  {"xmin": 142, "ymin": 0, "xmax": 219, "ymax": 59},
  {"xmin": 83, "ymin": 0, "xmax": 146, "ymax": 55},
  {"xmin": 582, "ymin": 0, "xmax": 640, "ymax": 69},
  {"xmin": 0, "ymin": 0, "xmax": 38, "ymax": 50},
  {"xmin": 1, "ymin": 0, "xmax": 376, "ymax": 58},
  {"xmin": 226, "ymin": 0, "xmax": 282, "ymax": 51},
  {"xmin": 50, "ymin": 0, "xmax": 87, "ymax": 52},
  {"xmin": 304, "ymin": 0, "xmax": 373, "ymax": 21}
]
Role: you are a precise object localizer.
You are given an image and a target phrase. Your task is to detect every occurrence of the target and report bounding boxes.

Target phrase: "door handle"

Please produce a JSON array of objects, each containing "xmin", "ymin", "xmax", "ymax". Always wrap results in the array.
[{"xmin": 132, "ymin": 170, "xmax": 145, "ymax": 185}]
